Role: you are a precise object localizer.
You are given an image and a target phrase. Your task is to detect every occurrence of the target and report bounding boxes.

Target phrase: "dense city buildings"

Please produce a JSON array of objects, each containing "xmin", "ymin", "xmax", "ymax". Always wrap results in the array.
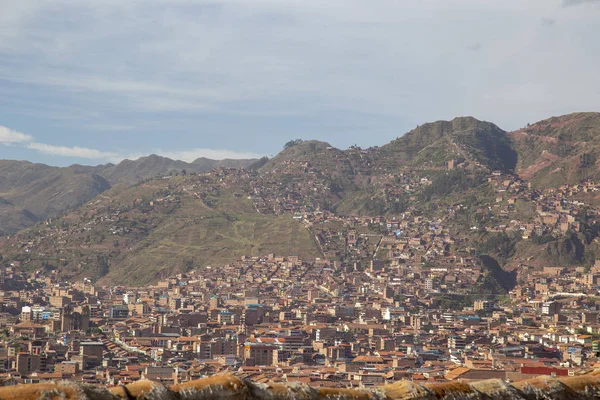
[
  {"xmin": 2, "ymin": 168, "xmax": 600, "ymax": 387},
  {"xmin": 2, "ymin": 248, "xmax": 599, "ymax": 387},
  {"xmin": 3, "ymin": 132, "xmax": 600, "ymax": 387}
]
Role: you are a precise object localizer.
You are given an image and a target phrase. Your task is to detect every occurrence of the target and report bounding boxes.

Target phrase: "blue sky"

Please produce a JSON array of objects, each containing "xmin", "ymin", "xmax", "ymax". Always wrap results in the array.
[{"xmin": 0, "ymin": 0, "xmax": 599, "ymax": 166}]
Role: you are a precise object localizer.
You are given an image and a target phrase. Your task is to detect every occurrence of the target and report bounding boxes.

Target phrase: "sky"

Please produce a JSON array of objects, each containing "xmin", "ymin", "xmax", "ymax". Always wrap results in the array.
[{"xmin": 0, "ymin": 0, "xmax": 599, "ymax": 166}]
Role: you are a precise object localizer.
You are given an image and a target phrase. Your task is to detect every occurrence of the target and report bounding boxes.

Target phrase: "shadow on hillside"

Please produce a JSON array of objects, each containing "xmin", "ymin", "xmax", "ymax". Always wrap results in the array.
[{"xmin": 480, "ymin": 255, "xmax": 518, "ymax": 292}]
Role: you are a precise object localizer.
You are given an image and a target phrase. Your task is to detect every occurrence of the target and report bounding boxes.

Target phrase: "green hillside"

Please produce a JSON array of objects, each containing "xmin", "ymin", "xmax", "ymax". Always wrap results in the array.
[{"xmin": 0, "ymin": 174, "xmax": 321, "ymax": 285}]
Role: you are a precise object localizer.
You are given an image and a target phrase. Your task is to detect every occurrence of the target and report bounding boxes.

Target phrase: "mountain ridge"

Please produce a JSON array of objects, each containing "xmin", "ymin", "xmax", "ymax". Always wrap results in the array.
[
  {"xmin": 0, "ymin": 154, "xmax": 258, "ymax": 234},
  {"xmin": 2, "ymin": 112, "xmax": 600, "ymax": 285},
  {"xmin": 3, "ymin": 112, "xmax": 596, "ymax": 235}
]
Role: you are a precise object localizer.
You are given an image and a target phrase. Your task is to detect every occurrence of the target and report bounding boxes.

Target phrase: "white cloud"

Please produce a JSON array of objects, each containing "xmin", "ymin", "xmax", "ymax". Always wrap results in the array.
[
  {"xmin": 26, "ymin": 142, "xmax": 119, "ymax": 160},
  {"xmin": 563, "ymin": 0, "xmax": 600, "ymax": 6},
  {"xmin": 0, "ymin": 125, "xmax": 120, "ymax": 160},
  {"xmin": 0, "ymin": 124, "xmax": 261, "ymax": 162},
  {"xmin": 0, "ymin": 126, "xmax": 33, "ymax": 144}
]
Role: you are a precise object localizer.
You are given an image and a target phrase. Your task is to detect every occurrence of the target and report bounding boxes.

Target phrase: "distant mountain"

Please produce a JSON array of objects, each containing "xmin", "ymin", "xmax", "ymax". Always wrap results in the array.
[
  {"xmin": 99, "ymin": 154, "xmax": 258, "ymax": 185},
  {"xmin": 4, "ymin": 114, "xmax": 599, "ymax": 236},
  {"xmin": 0, "ymin": 160, "xmax": 110, "ymax": 234},
  {"xmin": 191, "ymin": 157, "xmax": 259, "ymax": 170},
  {"xmin": 0, "ymin": 155, "xmax": 258, "ymax": 234},
  {"xmin": 259, "ymin": 118, "xmax": 517, "ymax": 185},
  {"xmin": 98, "ymin": 154, "xmax": 191, "ymax": 185},
  {"xmin": 0, "ymin": 198, "xmax": 38, "ymax": 236},
  {"xmin": 256, "ymin": 118, "xmax": 519, "ymax": 216}
]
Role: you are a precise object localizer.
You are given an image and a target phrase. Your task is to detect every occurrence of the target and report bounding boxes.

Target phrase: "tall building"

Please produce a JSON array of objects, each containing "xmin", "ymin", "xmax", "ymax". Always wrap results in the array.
[
  {"xmin": 542, "ymin": 301, "xmax": 561, "ymax": 316},
  {"xmin": 474, "ymin": 300, "xmax": 495, "ymax": 312},
  {"xmin": 20, "ymin": 306, "xmax": 32, "ymax": 322},
  {"xmin": 448, "ymin": 336, "xmax": 467, "ymax": 350},
  {"xmin": 243, "ymin": 344, "xmax": 277, "ymax": 366},
  {"xmin": 425, "ymin": 279, "xmax": 434, "ymax": 292},
  {"xmin": 109, "ymin": 305, "xmax": 129, "ymax": 319},
  {"xmin": 16, "ymin": 353, "xmax": 41, "ymax": 375}
]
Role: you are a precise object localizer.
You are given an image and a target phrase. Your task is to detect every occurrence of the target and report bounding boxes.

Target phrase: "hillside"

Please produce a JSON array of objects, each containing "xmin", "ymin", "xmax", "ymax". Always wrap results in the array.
[
  {"xmin": 6, "ymin": 113, "xmax": 597, "ymax": 236},
  {"xmin": 2, "ymin": 112, "xmax": 600, "ymax": 286},
  {"xmin": 0, "ymin": 161, "xmax": 111, "ymax": 234},
  {"xmin": 328, "ymin": 117, "xmax": 517, "ymax": 216},
  {"xmin": 97, "ymin": 155, "xmax": 191, "ymax": 185},
  {"xmin": 378, "ymin": 117, "xmax": 516, "ymax": 172},
  {"xmin": 509, "ymin": 112, "xmax": 600, "ymax": 188},
  {"xmin": 260, "ymin": 140, "xmax": 358, "ymax": 185},
  {"xmin": 0, "ymin": 171, "xmax": 321, "ymax": 285},
  {"xmin": 0, "ymin": 156, "xmax": 257, "ymax": 234},
  {"xmin": 0, "ymin": 198, "xmax": 38, "ymax": 236}
]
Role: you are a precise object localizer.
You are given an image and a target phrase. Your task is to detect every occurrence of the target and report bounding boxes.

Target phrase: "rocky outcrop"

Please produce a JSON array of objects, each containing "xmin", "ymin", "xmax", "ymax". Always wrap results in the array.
[{"xmin": 2, "ymin": 372, "xmax": 600, "ymax": 400}]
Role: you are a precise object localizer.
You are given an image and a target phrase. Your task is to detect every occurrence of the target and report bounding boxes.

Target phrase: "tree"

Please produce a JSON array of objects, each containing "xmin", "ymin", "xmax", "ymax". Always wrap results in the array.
[
  {"xmin": 366, "ymin": 198, "xmax": 385, "ymax": 215},
  {"xmin": 581, "ymin": 206, "xmax": 589, "ymax": 224},
  {"xmin": 97, "ymin": 255, "xmax": 110, "ymax": 278},
  {"xmin": 284, "ymin": 139, "xmax": 304, "ymax": 149},
  {"xmin": 391, "ymin": 197, "xmax": 408, "ymax": 214},
  {"xmin": 580, "ymin": 153, "xmax": 596, "ymax": 168}
]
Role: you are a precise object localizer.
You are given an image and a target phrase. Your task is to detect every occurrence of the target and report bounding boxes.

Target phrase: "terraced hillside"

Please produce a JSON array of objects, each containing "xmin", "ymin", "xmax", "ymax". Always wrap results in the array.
[{"xmin": 0, "ymin": 172, "xmax": 321, "ymax": 285}]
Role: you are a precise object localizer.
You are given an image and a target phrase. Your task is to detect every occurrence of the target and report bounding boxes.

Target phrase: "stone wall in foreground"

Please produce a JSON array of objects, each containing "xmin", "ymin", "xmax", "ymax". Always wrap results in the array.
[{"xmin": 1, "ymin": 371, "xmax": 600, "ymax": 400}]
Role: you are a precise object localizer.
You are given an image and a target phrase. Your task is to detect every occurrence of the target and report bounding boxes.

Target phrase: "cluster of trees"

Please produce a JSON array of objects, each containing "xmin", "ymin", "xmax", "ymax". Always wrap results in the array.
[
  {"xmin": 365, "ymin": 198, "xmax": 386, "ymax": 215},
  {"xmin": 494, "ymin": 228, "xmax": 597, "ymax": 269},
  {"xmin": 530, "ymin": 233, "xmax": 555, "ymax": 245},
  {"xmin": 421, "ymin": 170, "xmax": 486, "ymax": 201},
  {"xmin": 580, "ymin": 152, "xmax": 596, "ymax": 168},
  {"xmin": 97, "ymin": 255, "xmax": 110, "ymax": 278},
  {"xmin": 284, "ymin": 139, "xmax": 304, "ymax": 149},
  {"xmin": 248, "ymin": 157, "xmax": 269, "ymax": 170},
  {"xmin": 543, "ymin": 232, "xmax": 585, "ymax": 266},
  {"xmin": 364, "ymin": 195, "xmax": 408, "ymax": 215},
  {"xmin": 477, "ymin": 232, "xmax": 520, "ymax": 265}
]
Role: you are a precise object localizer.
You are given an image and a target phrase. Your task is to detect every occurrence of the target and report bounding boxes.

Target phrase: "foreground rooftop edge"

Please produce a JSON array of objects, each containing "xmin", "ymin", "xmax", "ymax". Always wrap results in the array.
[{"xmin": 2, "ymin": 371, "xmax": 600, "ymax": 400}]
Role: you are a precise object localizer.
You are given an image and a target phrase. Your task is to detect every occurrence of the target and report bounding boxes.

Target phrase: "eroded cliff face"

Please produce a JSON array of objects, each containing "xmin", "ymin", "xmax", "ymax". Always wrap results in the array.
[{"xmin": 2, "ymin": 372, "xmax": 600, "ymax": 400}]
